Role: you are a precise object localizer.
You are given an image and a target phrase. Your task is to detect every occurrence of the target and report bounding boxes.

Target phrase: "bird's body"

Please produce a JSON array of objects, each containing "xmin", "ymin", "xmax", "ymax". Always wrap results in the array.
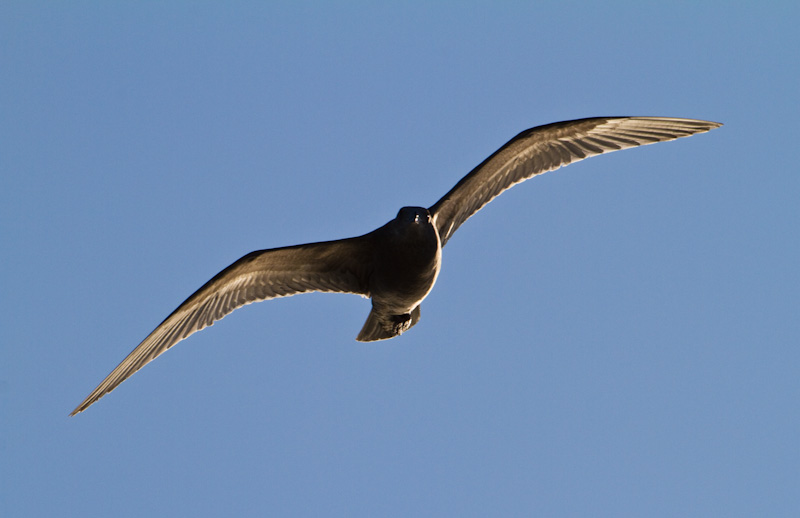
[
  {"xmin": 71, "ymin": 116, "xmax": 721, "ymax": 415},
  {"xmin": 357, "ymin": 206, "xmax": 441, "ymax": 341}
]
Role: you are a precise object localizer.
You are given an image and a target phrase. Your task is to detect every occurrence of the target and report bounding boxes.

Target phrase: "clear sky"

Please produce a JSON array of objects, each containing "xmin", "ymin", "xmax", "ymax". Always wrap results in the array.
[{"xmin": 2, "ymin": 3, "xmax": 798, "ymax": 517}]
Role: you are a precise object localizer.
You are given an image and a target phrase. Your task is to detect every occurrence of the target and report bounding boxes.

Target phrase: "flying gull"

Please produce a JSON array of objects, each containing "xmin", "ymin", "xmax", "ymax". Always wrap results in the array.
[{"xmin": 71, "ymin": 116, "xmax": 721, "ymax": 415}]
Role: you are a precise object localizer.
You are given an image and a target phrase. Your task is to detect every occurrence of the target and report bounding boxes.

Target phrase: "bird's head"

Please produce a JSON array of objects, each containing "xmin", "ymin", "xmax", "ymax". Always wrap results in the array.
[{"xmin": 396, "ymin": 206, "xmax": 432, "ymax": 225}]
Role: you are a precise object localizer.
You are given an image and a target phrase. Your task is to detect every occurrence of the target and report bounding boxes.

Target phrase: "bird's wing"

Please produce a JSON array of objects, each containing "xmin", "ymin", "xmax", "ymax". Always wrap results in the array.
[
  {"xmin": 71, "ymin": 236, "xmax": 374, "ymax": 415},
  {"xmin": 429, "ymin": 117, "xmax": 721, "ymax": 247}
]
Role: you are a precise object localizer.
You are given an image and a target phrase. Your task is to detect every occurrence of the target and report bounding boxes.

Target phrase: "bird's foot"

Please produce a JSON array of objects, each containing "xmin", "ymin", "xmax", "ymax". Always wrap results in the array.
[{"xmin": 389, "ymin": 313, "xmax": 413, "ymax": 335}]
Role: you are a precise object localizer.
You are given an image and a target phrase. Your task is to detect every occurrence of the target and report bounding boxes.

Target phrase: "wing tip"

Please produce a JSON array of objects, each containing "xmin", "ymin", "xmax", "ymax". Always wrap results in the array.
[
  {"xmin": 69, "ymin": 394, "xmax": 99, "ymax": 416},
  {"xmin": 633, "ymin": 116, "xmax": 723, "ymax": 130}
]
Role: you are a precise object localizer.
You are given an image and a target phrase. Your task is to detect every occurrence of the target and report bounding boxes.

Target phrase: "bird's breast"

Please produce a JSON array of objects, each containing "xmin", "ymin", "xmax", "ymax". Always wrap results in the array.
[{"xmin": 370, "ymin": 223, "xmax": 441, "ymax": 311}]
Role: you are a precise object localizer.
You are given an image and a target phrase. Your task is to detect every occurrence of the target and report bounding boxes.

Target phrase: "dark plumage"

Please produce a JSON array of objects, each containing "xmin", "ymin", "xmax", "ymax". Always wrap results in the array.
[{"xmin": 71, "ymin": 116, "xmax": 721, "ymax": 415}]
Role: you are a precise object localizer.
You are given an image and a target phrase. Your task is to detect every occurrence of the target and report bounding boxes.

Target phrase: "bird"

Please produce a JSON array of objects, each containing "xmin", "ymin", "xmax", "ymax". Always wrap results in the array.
[{"xmin": 71, "ymin": 116, "xmax": 721, "ymax": 415}]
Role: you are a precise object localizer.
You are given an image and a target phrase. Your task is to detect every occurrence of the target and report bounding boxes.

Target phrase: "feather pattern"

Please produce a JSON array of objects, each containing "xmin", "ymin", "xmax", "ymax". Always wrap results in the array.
[
  {"xmin": 430, "ymin": 117, "xmax": 721, "ymax": 247},
  {"xmin": 70, "ymin": 237, "xmax": 373, "ymax": 415}
]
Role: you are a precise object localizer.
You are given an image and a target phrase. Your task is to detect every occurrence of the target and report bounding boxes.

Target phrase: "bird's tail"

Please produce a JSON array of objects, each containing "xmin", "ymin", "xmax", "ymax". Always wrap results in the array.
[{"xmin": 356, "ymin": 306, "xmax": 421, "ymax": 342}]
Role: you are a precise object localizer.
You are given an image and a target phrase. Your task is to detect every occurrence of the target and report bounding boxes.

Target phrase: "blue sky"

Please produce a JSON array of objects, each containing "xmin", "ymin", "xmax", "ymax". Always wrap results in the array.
[{"xmin": 2, "ymin": 3, "xmax": 798, "ymax": 517}]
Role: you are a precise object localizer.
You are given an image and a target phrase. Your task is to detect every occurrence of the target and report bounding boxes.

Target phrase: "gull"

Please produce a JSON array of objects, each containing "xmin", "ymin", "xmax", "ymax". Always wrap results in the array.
[{"xmin": 71, "ymin": 116, "xmax": 721, "ymax": 415}]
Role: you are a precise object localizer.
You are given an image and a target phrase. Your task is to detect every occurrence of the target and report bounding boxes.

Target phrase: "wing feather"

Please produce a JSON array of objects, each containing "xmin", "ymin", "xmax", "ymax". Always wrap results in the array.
[
  {"xmin": 71, "ymin": 236, "xmax": 373, "ymax": 415},
  {"xmin": 430, "ymin": 117, "xmax": 721, "ymax": 246}
]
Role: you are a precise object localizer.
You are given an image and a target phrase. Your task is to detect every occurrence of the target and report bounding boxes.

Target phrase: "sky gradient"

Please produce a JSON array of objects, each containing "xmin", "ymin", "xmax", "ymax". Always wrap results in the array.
[{"xmin": 2, "ymin": 3, "xmax": 799, "ymax": 517}]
